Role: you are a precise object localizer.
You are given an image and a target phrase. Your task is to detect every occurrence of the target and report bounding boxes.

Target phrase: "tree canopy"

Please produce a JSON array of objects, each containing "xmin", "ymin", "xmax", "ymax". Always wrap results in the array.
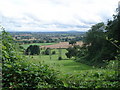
[{"xmin": 25, "ymin": 45, "xmax": 40, "ymax": 55}]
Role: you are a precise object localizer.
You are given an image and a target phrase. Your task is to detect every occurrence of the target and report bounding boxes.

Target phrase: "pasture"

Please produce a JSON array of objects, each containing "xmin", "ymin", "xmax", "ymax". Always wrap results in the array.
[
  {"xmin": 23, "ymin": 43, "xmax": 115, "ymax": 76},
  {"xmin": 21, "ymin": 43, "xmax": 118, "ymax": 88},
  {"xmin": 21, "ymin": 43, "xmax": 56, "ymax": 49},
  {"xmin": 26, "ymin": 48, "xmax": 116, "ymax": 84},
  {"xmin": 27, "ymin": 48, "xmax": 96, "ymax": 75}
]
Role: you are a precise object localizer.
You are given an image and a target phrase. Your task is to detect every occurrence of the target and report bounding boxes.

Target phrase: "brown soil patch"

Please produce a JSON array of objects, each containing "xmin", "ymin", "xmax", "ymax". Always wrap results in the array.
[{"xmin": 40, "ymin": 41, "xmax": 83, "ymax": 49}]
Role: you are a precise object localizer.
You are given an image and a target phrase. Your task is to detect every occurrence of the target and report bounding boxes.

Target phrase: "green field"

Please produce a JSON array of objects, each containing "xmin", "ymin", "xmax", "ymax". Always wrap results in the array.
[
  {"xmin": 25, "ymin": 48, "xmax": 117, "ymax": 88},
  {"xmin": 26, "ymin": 48, "xmax": 116, "ymax": 80},
  {"xmin": 27, "ymin": 49, "xmax": 95, "ymax": 75},
  {"xmin": 21, "ymin": 43, "xmax": 56, "ymax": 49}
]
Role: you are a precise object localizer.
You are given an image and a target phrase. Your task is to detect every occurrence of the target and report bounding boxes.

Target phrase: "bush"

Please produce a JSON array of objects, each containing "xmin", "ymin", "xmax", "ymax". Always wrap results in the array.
[
  {"xmin": 44, "ymin": 48, "xmax": 50, "ymax": 55},
  {"xmin": 58, "ymin": 57, "xmax": 62, "ymax": 60},
  {"xmin": 41, "ymin": 51, "xmax": 45, "ymax": 55},
  {"xmin": 61, "ymin": 70, "xmax": 120, "ymax": 88},
  {"xmin": 106, "ymin": 60, "xmax": 119, "ymax": 70},
  {"xmin": 2, "ymin": 61, "xmax": 63, "ymax": 89},
  {"xmin": 52, "ymin": 51, "xmax": 56, "ymax": 55}
]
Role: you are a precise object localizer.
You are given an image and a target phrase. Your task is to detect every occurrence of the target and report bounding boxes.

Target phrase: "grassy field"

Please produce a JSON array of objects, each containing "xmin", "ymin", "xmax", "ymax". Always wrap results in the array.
[
  {"xmin": 25, "ymin": 48, "xmax": 116, "ymax": 75},
  {"xmin": 23, "ymin": 48, "xmax": 118, "ymax": 88},
  {"xmin": 27, "ymin": 49, "xmax": 95, "ymax": 75},
  {"xmin": 21, "ymin": 43, "xmax": 57, "ymax": 49}
]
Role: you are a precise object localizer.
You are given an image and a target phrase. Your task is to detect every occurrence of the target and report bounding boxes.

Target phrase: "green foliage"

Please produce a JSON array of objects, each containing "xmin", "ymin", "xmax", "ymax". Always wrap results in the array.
[
  {"xmin": 77, "ymin": 18, "xmax": 119, "ymax": 66},
  {"xmin": 2, "ymin": 30, "xmax": 21, "ymax": 62},
  {"xmin": 65, "ymin": 45, "xmax": 81, "ymax": 59},
  {"xmin": 2, "ymin": 61, "xmax": 63, "ymax": 89},
  {"xmin": 106, "ymin": 60, "xmax": 119, "ymax": 70},
  {"xmin": 83, "ymin": 22, "xmax": 112, "ymax": 64},
  {"xmin": 52, "ymin": 51, "xmax": 56, "ymax": 54},
  {"xmin": 44, "ymin": 48, "xmax": 51, "ymax": 55},
  {"xmin": 61, "ymin": 70, "xmax": 120, "ymax": 88},
  {"xmin": 106, "ymin": 15, "xmax": 120, "ymax": 46},
  {"xmin": 25, "ymin": 45, "xmax": 40, "ymax": 55},
  {"xmin": 69, "ymin": 40, "xmax": 76, "ymax": 45},
  {"xmin": 2, "ymin": 30, "xmax": 63, "ymax": 89},
  {"xmin": 58, "ymin": 56, "xmax": 62, "ymax": 60}
]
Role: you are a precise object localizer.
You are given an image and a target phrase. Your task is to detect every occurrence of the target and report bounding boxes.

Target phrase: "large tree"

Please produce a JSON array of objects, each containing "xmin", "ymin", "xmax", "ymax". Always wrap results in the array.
[
  {"xmin": 80, "ymin": 22, "xmax": 118, "ymax": 66},
  {"xmin": 106, "ymin": 15, "xmax": 120, "ymax": 46},
  {"xmin": 25, "ymin": 45, "xmax": 40, "ymax": 55}
]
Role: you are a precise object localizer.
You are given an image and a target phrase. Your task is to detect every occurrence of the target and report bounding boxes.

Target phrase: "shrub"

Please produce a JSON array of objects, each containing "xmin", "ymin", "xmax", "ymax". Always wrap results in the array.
[
  {"xmin": 44, "ymin": 48, "xmax": 51, "ymax": 55},
  {"xmin": 52, "ymin": 51, "xmax": 56, "ymax": 55},
  {"xmin": 41, "ymin": 51, "xmax": 45, "ymax": 55},
  {"xmin": 61, "ymin": 70, "xmax": 120, "ymax": 88},
  {"xmin": 58, "ymin": 57, "xmax": 62, "ymax": 60},
  {"xmin": 2, "ymin": 61, "xmax": 63, "ymax": 89},
  {"xmin": 106, "ymin": 60, "xmax": 119, "ymax": 70}
]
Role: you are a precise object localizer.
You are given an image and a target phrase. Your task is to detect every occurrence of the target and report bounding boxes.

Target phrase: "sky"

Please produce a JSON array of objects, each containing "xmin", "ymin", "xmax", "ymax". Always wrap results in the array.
[{"xmin": 0, "ymin": 0, "xmax": 119, "ymax": 32}]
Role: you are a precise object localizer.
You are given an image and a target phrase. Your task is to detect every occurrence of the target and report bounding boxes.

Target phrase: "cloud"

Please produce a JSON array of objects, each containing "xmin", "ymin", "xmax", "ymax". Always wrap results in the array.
[{"xmin": 0, "ymin": 0, "xmax": 119, "ymax": 32}]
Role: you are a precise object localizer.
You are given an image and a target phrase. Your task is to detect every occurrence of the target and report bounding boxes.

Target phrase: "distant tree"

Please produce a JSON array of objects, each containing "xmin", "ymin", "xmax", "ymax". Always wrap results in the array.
[
  {"xmin": 33, "ymin": 40, "xmax": 37, "ymax": 43},
  {"xmin": 69, "ymin": 40, "xmax": 76, "ymax": 45},
  {"xmin": 25, "ymin": 45, "xmax": 40, "ymax": 55},
  {"xmin": 65, "ymin": 52, "xmax": 72, "ymax": 59},
  {"xmin": 46, "ymin": 40, "xmax": 50, "ymax": 43},
  {"xmin": 65, "ymin": 45, "xmax": 80, "ymax": 59},
  {"xmin": 44, "ymin": 48, "xmax": 50, "ymax": 55},
  {"xmin": 39, "ymin": 40, "xmax": 44, "ymax": 43},
  {"xmin": 52, "ymin": 51, "xmax": 56, "ymax": 55}
]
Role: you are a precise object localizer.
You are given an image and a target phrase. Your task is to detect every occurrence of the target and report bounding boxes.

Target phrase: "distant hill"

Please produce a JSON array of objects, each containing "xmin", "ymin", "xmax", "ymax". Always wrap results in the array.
[{"xmin": 9, "ymin": 31, "xmax": 86, "ymax": 35}]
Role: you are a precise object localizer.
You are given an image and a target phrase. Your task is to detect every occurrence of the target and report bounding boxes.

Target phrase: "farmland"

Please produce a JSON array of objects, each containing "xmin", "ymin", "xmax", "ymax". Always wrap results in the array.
[
  {"xmin": 27, "ymin": 49, "xmax": 93, "ymax": 75},
  {"xmin": 40, "ymin": 41, "xmax": 83, "ymax": 49},
  {"xmin": 21, "ymin": 43, "xmax": 56, "ymax": 49},
  {"xmin": 10, "ymin": 31, "xmax": 85, "ymax": 44}
]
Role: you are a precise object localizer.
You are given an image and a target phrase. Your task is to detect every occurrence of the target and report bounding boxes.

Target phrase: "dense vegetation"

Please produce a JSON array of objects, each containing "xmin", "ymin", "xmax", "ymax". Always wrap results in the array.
[
  {"xmin": 70, "ymin": 13, "xmax": 120, "ymax": 67},
  {"xmin": 2, "ymin": 30, "xmax": 63, "ymax": 89}
]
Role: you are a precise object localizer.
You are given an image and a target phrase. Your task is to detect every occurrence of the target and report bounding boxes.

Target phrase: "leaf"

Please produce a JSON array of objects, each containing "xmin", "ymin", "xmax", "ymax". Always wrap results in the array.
[
  {"xmin": 106, "ymin": 37, "xmax": 108, "ymax": 40},
  {"xmin": 2, "ymin": 45, "xmax": 6, "ymax": 49},
  {"xmin": 63, "ymin": 81, "xmax": 68, "ymax": 87}
]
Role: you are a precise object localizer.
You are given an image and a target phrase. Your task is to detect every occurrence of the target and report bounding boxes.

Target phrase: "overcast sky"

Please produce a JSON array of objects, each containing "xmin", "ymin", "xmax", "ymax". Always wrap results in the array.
[{"xmin": 0, "ymin": 0, "xmax": 119, "ymax": 32}]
